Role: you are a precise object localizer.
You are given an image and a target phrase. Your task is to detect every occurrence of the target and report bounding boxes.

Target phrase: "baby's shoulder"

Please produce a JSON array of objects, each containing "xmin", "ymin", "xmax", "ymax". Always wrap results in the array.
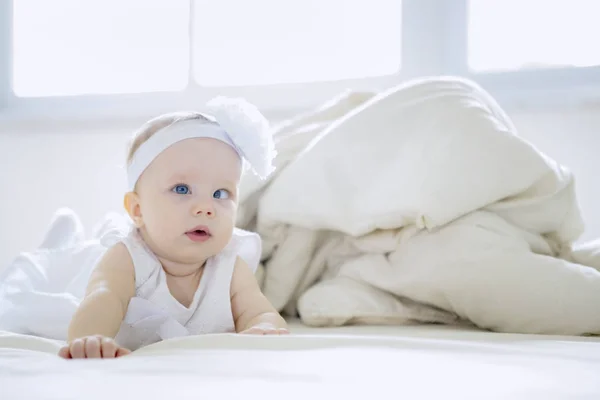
[
  {"xmin": 88, "ymin": 241, "xmax": 135, "ymax": 298},
  {"xmin": 221, "ymin": 228, "xmax": 262, "ymax": 274},
  {"xmin": 94, "ymin": 214, "xmax": 160, "ymax": 287},
  {"xmin": 95, "ymin": 242, "xmax": 134, "ymax": 274},
  {"xmin": 95, "ymin": 212, "xmax": 136, "ymax": 248}
]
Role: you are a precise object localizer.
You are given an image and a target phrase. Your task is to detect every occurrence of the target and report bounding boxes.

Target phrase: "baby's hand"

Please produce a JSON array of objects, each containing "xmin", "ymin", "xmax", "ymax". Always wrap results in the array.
[
  {"xmin": 240, "ymin": 322, "xmax": 290, "ymax": 335},
  {"xmin": 58, "ymin": 335, "xmax": 131, "ymax": 359}
]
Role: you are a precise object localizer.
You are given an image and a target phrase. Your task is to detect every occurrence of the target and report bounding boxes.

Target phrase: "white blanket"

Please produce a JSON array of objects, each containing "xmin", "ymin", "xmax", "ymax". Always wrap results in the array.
[
  {"xmin": 236, "ymin": 76, "xmax": 600, "ymax": 335},
  {"xmin": 0, "ymin": 208, "xmax": 131, "ymax": 340},
  {"xmin": 1, "ymin": 76, "xmax": 600, "ymax": 340}
]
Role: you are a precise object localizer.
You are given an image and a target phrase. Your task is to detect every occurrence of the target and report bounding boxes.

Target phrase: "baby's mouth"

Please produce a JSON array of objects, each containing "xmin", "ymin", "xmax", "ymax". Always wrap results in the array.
[{"xmin": 185, "ymin": 226, "xmax": 212, "ymax": 242}]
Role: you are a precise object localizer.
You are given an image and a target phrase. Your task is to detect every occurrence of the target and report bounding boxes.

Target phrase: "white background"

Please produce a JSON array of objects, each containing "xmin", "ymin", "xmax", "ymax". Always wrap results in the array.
[{"xmin": 1, "ymin": 0, "xmax": 599, "ymax": 268}]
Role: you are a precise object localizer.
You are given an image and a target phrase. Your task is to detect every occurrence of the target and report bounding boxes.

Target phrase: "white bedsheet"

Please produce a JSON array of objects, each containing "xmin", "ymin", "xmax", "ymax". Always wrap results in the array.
[{"xmin": 1, "ymin": 321, "xmax": 599, "ymax": 399}]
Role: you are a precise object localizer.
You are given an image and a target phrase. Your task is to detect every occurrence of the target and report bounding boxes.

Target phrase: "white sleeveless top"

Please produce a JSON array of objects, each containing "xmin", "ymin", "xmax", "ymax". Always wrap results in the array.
[{"xmin": 100, "ymin": 226, "xmax": 261, "ymax": 351}]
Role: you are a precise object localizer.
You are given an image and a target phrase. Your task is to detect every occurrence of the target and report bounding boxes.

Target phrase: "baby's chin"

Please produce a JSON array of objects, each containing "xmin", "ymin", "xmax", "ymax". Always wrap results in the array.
[
  {"xmin": 149, "ymin": 242, "xmax": 218, "ymax": 267},
  {"xmin": 150, "ymin": 232, "xmax": 232, "ymax": 265},
  {"xmin": 169, "ymin": 249, "xmax": 219, "ymax": 266}
]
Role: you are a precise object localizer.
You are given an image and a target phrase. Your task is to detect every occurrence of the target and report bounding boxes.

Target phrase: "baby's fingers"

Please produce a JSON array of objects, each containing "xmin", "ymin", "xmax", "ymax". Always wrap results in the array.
[
  {"xmin": 60, "ymin": 336, "xmax": 128, "ymax": 359},
  {"xmin": 262, "ymin": 327, "xmax": 280, "ymax": 335},
  {"xmin": 240, "ymin": 326, "xmax": 264, "ymax": 335},
  {"xmin": 116, "ymin": 347, "xmax": 131, "ymax": 357},
  {"xmin": 69, "ymin": 338, "xmax": 86, "ymax": 359},
  {"xmin": 84, "ymin": 336, "xmax": 101, "ymax": 358},
  {"xmin": 241, "ymin": 326, "xmax": 289, "ymax": 335},
  {"xmin": 100, "ymin": 337, "xmax": 118, "ymax": 358},
  {"xmin": 58, "ymin": 345, "xmax": 71, "ymax": 359}
]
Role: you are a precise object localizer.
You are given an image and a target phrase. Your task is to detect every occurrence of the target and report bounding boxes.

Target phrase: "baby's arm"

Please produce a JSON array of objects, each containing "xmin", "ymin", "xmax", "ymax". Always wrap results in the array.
[
  {"xmin": 230, "ymin": 257, "xmax": 289, "ymax": 334},
  {"xmin": 59, "ymin": 243, "xmax": 135, "ymax": 358}
]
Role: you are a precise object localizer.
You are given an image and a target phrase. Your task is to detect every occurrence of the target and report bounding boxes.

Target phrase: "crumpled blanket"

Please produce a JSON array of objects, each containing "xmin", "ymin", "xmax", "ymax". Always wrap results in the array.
[{"xmin": 236, "ymin": 76, "xmax": 600, "ymax": 335}]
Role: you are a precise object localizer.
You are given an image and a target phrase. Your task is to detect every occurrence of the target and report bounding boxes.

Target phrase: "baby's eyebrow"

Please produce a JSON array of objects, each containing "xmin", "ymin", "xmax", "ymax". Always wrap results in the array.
[
  {"xmin": 166, "ymin": 174, "xmax": 190, "ymax": 183},
  {"xmin": 221, "ymin": 180, "xmax": 238, "ymax": 188}
]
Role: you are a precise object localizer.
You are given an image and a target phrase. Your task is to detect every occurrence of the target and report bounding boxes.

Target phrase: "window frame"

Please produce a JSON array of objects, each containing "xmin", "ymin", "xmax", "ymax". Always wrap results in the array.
[
  {"xmin": 0, "ymin": 0, "xmax": 405, "ymax": 123},
  {"xmin": 2, "ymin": 0, "xmax": 600, "ymax": 124},
  {"xmin": 444, "ymin": 0, "xmax": 600, "ymax": 109}
]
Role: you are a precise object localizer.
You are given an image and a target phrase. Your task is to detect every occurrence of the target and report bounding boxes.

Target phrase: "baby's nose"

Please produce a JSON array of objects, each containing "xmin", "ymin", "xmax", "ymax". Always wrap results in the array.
[{"xmin": 193, "ymin": 202, "xmax": 215, "ymax": 217}]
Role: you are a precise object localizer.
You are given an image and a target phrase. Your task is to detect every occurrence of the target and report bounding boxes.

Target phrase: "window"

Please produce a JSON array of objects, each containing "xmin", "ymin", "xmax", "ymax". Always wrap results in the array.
[
  {"xmin": 192, "ymin": 0, "xmax": 402, "ymax": 86},
  {"xmin": 12, "ymin": 0, "xmax": 190, "ymax": 97},
  {"xmin": 10, "ymin": 0, "xmax": 402, "ymax": 96},
  {"xmin": 468, "ymin": 0, "xmax": 600, "ymax": 73},
  {"xmin": 1, "ymin": 0, "xmax": 600, "ymax": 120}
]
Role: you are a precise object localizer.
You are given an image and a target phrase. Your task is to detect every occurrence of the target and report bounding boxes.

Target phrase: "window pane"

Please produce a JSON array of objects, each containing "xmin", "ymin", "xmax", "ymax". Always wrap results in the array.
[
  {"xmin": 12, "ymin": 0, "xmax": 190, "ymax": 97},
  {"xmin": 468, "ymin": 0, "xmax": 600, "ymax": 72},
  {"xmin": 192, "ymin": 0, "xmax": 402, "ymax": 86}
]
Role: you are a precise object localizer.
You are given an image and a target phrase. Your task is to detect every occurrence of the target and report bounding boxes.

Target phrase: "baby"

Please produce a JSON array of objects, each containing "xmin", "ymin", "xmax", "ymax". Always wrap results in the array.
[{"xmin": 59, "ymin": 97, "xmax": 288, "ymax": 359}]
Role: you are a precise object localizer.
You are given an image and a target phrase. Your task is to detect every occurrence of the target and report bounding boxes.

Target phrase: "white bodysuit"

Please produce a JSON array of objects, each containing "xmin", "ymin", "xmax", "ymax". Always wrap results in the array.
[{"xmin": 100, "ymin": 226, "xmax": 262, "ymax": 351}]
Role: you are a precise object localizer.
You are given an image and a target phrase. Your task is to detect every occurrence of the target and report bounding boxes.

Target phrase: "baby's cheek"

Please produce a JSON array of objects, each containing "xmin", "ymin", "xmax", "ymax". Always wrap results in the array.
[
  {"xmin": 147, "ymin": 212, "xmax": 171, "ymax": 234},
  {"xmin": 215, "ymin": 215, "xmax": 236, "ymax": 246},
  {"xmin": 146, "ymin": 210, "xmax": 180, "ymax": 242},
  {"xmin": 217, "ymin": 201, "xmax": 236, "ymax": 218}
]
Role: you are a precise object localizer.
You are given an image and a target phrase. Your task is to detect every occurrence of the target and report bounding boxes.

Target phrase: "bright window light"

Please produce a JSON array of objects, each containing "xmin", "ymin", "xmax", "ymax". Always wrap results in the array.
[
  {"xmin": 12, "ymin": 0, "xmax": 190, "ymax": 97},
  {"xmin": 192, "ymin": 0, "xmax": 402, "ymax": 86},
  {"xmin": 11, "ymin": 0, "xmax": 402, "ymax": 97},
  {"xmin": 468, "ymin": 0, "xmax": 600, "ymax": 72}
]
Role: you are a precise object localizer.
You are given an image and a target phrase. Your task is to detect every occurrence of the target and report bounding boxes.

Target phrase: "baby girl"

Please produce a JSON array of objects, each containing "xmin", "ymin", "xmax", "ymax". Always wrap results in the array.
[{"xmin": 59, "ymin": 97, "xmax": 288, "ymax": 359}]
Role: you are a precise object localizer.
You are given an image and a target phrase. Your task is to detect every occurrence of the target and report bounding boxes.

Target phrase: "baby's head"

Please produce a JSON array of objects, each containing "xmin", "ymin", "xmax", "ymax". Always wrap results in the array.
[{"xmin": 123, "ymin": 98, "xmax": 275, "ymax": 269}]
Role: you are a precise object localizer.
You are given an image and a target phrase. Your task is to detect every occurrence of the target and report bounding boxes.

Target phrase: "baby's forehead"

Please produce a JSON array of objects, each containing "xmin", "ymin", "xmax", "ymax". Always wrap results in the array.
[{"xmin": 158, "ymin": 155, "xmax": 242, "ymax": 185}]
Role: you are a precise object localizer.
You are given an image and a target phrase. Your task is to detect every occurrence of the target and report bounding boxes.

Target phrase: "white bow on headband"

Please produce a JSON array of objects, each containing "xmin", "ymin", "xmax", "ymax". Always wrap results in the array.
[{"xmin": 126, "ymin": 96, "xmax": 277, "ymax": 191}]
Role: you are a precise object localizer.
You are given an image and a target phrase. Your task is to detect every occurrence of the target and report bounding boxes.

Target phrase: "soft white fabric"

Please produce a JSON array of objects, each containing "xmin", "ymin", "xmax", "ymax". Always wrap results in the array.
[
  {"xmin": 1, "ymin": 321, "xmax": 600, "ymax": 399},
  {"xmin": 237, "ymin": 76, "xmax": 600, "ymax": 335},
  {"xmin": 0, "ymin": 208, "xmax": 261, "ymax": 344},
  {"xmin": 127, "ymin": 122, "xmax": 238, "ymax": 190},
  {"xmin": 0, "ymin": 208, "xmax": 105, "ymax": 340},
  {"xmin": 207, "ymin": 96, "xmax": 277, "ymax": 179},
  {"xmin": 128, "ymin": 96, "xmax": 276, "ymax": 190}
]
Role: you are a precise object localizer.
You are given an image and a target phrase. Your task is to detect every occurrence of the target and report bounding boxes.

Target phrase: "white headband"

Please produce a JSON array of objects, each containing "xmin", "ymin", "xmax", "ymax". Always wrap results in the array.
[{"xmin": 126, "ymin": 97, "xmax": 276, "ymax": 191}]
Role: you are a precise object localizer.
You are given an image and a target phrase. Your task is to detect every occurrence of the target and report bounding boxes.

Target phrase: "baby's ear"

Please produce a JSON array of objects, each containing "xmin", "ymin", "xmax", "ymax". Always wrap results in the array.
[{"xmin": 123, "ymin": 192, "xmax": 144, "ymax": 228}]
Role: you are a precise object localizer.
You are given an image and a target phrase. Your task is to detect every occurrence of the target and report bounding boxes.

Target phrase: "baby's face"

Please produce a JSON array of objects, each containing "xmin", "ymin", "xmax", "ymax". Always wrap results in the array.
[{"xmin": 134, "ymin": 137, "xmax": 242, "ymax": 266}]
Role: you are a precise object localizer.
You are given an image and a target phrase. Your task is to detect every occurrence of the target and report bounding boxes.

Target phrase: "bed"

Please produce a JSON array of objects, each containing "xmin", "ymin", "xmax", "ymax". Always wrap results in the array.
[{"xmin": 2, "ymin": 319, "xmax": 599, "ymax": 399}]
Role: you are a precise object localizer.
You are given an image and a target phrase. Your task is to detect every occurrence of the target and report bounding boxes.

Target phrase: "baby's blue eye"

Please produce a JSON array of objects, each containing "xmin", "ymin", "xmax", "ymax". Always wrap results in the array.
[
  {"xmin": 213, "ymin": 189, "xmax": 230, "ymax": 199},
  {"xmin": 172, "ymin": 184, "xmax": 190, "ymax": 195}
]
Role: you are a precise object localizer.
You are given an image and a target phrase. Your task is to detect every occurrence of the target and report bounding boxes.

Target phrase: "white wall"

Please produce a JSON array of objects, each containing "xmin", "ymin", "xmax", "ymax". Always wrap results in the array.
[
  {"xmin": 0, "ymin": 123, "xmax": 132, "ymax": 268},
  {"xmin": 1, "ymin": 108, "xmax": 599, "ymax": 269}
]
